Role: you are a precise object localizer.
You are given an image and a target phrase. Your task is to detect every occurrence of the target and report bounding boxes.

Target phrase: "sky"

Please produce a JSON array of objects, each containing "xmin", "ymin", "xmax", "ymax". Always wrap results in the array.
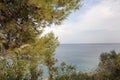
[{"xmin": 44, "ymin": 0, "xmax": 120, "ymax": 44}]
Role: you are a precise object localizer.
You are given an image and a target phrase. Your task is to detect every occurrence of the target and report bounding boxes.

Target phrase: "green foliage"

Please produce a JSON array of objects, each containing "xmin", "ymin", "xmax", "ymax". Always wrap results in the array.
[
  {"xmin": 0, "ymin": 0, "xmax": 81, "ymax": 52},
  {"xmin": 0, "ymin": 32, "xmax": 59, "ymax": 80},
  {"xmin": 0, "ymin": 0, "xmax": 81, "ymax": 79},
  {"xmin": 46, "ymin": 62, "xmax": 93, "ymax": 80},
  {"xmin": 94, "ymin": 51, "xmax": 120, "ymax": 80},
  {"xmin": 48, "ymin": 51, "xmax": 120, "ymax": 80}
]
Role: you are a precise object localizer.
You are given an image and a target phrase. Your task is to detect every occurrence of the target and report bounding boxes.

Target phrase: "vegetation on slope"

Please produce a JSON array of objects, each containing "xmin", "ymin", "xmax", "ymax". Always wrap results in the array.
[{"xmin": 52, "ymin": 51, "xmax": 120, "ymax": 80}]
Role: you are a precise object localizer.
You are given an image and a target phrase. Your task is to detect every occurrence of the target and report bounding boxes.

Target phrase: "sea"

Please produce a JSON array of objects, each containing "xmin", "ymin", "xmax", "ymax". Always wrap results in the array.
[{"xmin": 54, "ymin": 43, "xmax": 120, "ymax": 72}]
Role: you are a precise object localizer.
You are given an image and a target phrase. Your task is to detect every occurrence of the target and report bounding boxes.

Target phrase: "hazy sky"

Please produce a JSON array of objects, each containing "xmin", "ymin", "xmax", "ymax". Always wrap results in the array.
[{"xmin": 44, "ymin": 0, "xmax": 120, "ymax": 44}]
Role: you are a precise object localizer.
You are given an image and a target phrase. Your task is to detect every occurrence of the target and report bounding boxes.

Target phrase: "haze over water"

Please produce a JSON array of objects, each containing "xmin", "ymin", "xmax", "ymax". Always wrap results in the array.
[{"xmin": 55, "ymin": 44, "xmax": 120, "ymax": 72}]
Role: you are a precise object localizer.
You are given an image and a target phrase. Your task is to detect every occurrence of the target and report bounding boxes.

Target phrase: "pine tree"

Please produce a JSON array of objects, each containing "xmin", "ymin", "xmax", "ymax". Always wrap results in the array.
[{"xmin": 0, "ymin": 0, "xmax": 81, "ymax": 79}]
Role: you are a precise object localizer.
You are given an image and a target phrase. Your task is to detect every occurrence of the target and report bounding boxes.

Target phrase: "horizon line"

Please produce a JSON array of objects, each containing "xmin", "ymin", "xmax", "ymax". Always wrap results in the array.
[{"xmin": 60, "ymin": 43, "xmax": 120, "ymax": 45}]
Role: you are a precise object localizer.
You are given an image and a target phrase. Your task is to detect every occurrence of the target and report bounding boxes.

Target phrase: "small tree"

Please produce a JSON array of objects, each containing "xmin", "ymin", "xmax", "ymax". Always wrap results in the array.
[{"xmin": 94, "ymin": 51, "xmax": 120, "ymax": 80}]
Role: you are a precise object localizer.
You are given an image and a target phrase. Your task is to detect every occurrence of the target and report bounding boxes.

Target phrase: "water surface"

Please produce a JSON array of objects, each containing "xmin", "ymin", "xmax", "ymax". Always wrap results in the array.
[{"xmin": 55, "ymin": 44, "xmax": 120, "ymax": 71}]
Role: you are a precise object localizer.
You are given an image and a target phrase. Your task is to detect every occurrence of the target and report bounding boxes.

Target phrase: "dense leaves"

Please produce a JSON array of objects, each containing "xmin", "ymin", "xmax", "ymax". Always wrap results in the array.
[
  {"xmin": 0, "ymin": 0, "xmax": 81, "ymax": 80},
  {"xmin": 0, "ymin": 0, "xmax": 81, "ymax": 52},
  {"xmin": 94, "ymin": 51, "xmax": 120, "ymax": 80},
  {"xmin": 51, "ymin": 51, "xmax": 120, "ymax": 80},
  {"xmin": 0, "ymin": 32, "xmax": 59, "ymax": 80}
]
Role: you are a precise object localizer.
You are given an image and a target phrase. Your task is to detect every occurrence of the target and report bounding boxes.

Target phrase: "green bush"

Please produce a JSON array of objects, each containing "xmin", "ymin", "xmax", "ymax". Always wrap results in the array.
[{"xmin": 51, "ymin": 51, "xmax": 120, "ymax": 80}]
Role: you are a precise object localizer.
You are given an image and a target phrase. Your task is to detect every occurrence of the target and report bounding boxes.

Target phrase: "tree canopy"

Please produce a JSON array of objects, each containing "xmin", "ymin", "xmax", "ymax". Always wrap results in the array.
[
  {"xmin": 0, "ymin": 0, "xmax": 81, "ymax": 80},
  {"xmin": 0, "ymin": 0, "xmax": 80, "ymax": 52}
]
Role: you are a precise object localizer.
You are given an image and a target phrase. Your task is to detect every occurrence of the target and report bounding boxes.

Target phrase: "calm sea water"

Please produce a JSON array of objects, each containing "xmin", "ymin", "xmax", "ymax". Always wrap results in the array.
[{"xmin": 55, "ymin": 44, "xmax": 120, "ymax": 72}]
